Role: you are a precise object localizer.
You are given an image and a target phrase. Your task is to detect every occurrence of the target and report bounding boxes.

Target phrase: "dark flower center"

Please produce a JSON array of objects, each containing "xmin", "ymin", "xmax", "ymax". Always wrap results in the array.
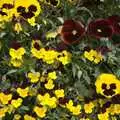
[
  {"xmin": 17, "ymin": 6, "xmax": 26, "ymax": 13},
  {"xmin": 101, "ymin": 83, "xmax": 116, "ymax": 96},
  {"xmin": 0, "ymin": 10, "xmax": 7, "ymax": 16},
  {"xmin": 17, "ymin": 5, "xmax": 36, "ymax": 19},
  {"xmin": 2, "ymin": 3, "xmax": 14, "ymax": 9},
  {"xmin": 28, "ymin": 5, "xmax": 37, "ymax": 12},
  {"xmin": 11, "ymin": 41, "xmax": 21, "ymax": 50},
  {"xmin": 34, "ymin": 42, "xmax": 40, "ymax": 50}
]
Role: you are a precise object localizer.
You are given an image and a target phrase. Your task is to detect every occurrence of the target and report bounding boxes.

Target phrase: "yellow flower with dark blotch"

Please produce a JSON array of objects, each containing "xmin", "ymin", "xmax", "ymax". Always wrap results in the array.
[
  {"xmin": 84, "ymin": 102, "xmax": 95, "ymax": 113},
  {"xmin": 24, "ymin": 114, "xmax": 35, "ymax": 120},
  {"xmin": 9, "ymin": 47, "xmax": 26, "ymax": 60},
  {"xmin": 84, "ymin": 49, "xmax": 103, "ymax": 64},
  {"xmin": 10, "ymin": 58, "xmax": 23, "ymax": 67},
  {"xmin": 57, "ymin": 50, "xmax": 72, "ymax": 65},
  {"xmin": 14, "ymin": 23, "xmax": 22, "ymax": 33},
  {"xmin": 107, "ymin": 104, "xmax": 120, "ymax": 115},
  {"xmin": 0, "ymin": 0, "xmax": 15, "ymax": 23},
  {"xmin": 34, "ymin": 106, "xmax": 47, "ymax": 118},
  {"xmin": 48, "ymin": 71, "xmax": 57, "ymax": 80},
  {"xmin": 0, "ymin": 107, "xmax": 8, "ymax": 118},
  {"xmin": 28, "ymin": 72, "xmax": 40, "ymax": 83},
  {"xmin": 95, "ymin": 73, "xmax": 120, "ymax": 98},
  {"xmin": 0, "ymin": 92, "xmax": 12, "ymax": 105},
  {"xmin": 98, "ymin": 112, "xmax": 109, "ymax": 120},
  {"xmin": 14, "ymin": 0, "xmax": 42, "ymax": 26},
  {"xmin": 45, "ymin": 79, "xmax": 55, "ymax": 90},
  {"xmin": 14, "ymin": 114, "xmax": 21, "ymax": 120},
  {"xmin": 37, "ymin": 93, "xmax": 57, "ymax": 108},
  {"xmin": 66, "ymin": 100, "xmax": 81, "ymax": 115},
  {"xmin": 11, "ymin": 98, "xmax": 23, "ymax": 108},
  {"xmin": 55, "ymin": 89, "xmax": 65, "ymax": 98},
  {"xmin": 17, "ymin": 87, "xmax": 29, "ymax": 98}
]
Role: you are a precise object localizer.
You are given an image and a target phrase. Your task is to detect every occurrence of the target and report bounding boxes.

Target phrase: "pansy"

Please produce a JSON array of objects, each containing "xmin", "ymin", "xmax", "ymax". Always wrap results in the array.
[
  {"xmin": 37, "ymin": 93, "xmax": 57, "ymax": 108},
  {"xmin": 0, "ymin": 107, "xmax": 8, "ymax": 118},
  {"xmin": 48, "ymin": 71, "xmax": 57, "ymax": 80},
  {"xmin": 107, "ymin": 15, "xmax": 120, "ymax": 35},
  {"xmin": 0, "ymin": 0, "xmax": 15, "ymax": 23},
  {"xmin": 55, "ymin": 89, "xmax": 65, "ymax": 98},
  {"xmin": 44, "ymin": 79, "xmax": 55, "ymax": 90},
  {"xmin": 42, "ymin": 50, "xmax": 59, "ymax": 64},
  {"xmin": 34, "ymin": 106, "xmax": 47, "ymax": 118},
  {"xmin": 14, "ymin": 0, "xmax": 42, "ymax": 26},
  {"xmin": 84, "ymin": 101, "xmax": 95, "ymax": 113},
  {"xmin": 66, "ymin": 100, "xmax": 81, "ymax": 115},
  {"xmin": 24, "ymin": 114, "xmax": 36, "ymax": 120},
  {"xmin": 95, "ymin": 73, "xmax": 120, "ymax": 98},
  {"xmin": 98, "ymin": 112, "xmax": 109, "ymax": 120},
  {"xmin": 11, "ymin": 98, "xmax": 23, "ymax": 108},
  {"xmin": 27, "ymin": 71, "xmax": 40, "ymax": 83},
  {"xmin": 87, "ymin": 19, "xmax": 113, "ymax": 39},
  {"xmin": 10, "ymin": 58, "xmax": 23, "ymax": 67},
  {"xmin": 60, "ymin": 19, "xmax": 85, "ymax": 44},
  {"xmin": 17, "ymin": 87, "xmax": 29, "ymax": 98},
  {"xmin": 0, "ymin": 92, "xmax": 12, "ymax": 105},
  {"xmin": 31, "ymin": 40, "xmax": 45, "ymax": 59},
  {"xmin": 57, "ymin": 50, "xmax": 72, "ymax": 65},
  {"xmin": 9, "ymin": 42, "xmax": 26, "ymax": 60},
  {"xmin": 84, "ymin": 49, "xmax": 103, "ymax": 64}
]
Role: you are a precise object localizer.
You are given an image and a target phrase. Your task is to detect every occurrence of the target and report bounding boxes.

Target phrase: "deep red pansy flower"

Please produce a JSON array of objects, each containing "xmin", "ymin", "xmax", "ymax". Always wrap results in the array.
[
  {"xmin": 87, "ymin": 19, "xmax": 113, "ymax": 39},
  {"xmin": 107, "ymin": 15, "xmax": 120, "ymax": 35},
  {"xmin": 60, "ymin": 19, "xmax": 85, "ymax": 45}
]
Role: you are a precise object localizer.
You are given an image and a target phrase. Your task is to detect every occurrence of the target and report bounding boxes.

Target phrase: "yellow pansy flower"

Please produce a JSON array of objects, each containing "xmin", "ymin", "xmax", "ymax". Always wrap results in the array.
[
  {"xmin": 37, "ymin": 93, "xmax": 57, "ymax": 108},
  {"xmin": 48, "ymin": 71, "xmax": 57, "ymax": 80},
  {"xmin": 55, "ymin": 89, "xmax": 65, "ymax": 98},
  {"xmin": 14, "ymin": 0, "xmax": 42, "ymax": 26},
  {"xmin": 42, "ymin": 50, "xmax": 58, "ymax": 64},
  {"xmin": 9, "ymin": 47, "xmax": 26, "ymax": 60},
  {"xmin": 17, "ymin": 87, "xmax": 29, "ymax": 98},
  {"xmin": 45, "ymin": 79, "xmax": 55, "ymax": 90},
  {"xmin": 28, "ymin": 72, "xmax": 40, "ymax": 83},
  {"xmin": 84, "ymin": 49, "xmax": 103, "ymax": 64},
  {"xmin": 84, "ymin": 102, "xmax": 95, "ymax": 113},
  {"xmin": 95, "ymin": 73, "xmax": 120, "ymax": 98},
  {"xmin": 34, "ymin": 106, "xmax": 47, "ymax": 118},
  {"xmin": 66, "ymin": 100, "xmax": 81, "ymax": 115},
  {"xmin": 10, "ymin": 58, "xmax": 23, "ymax": 67},
  {"xmin": 98, "ymin": 112, "xmax": 109, "ymax": 120},
  {"xmin": 11, "ymin": 98, "xmax": 23, "ymax": 108},
  {"xmin": 0, "ymin": 92, "xmax": 12, "ymax": 105},
  {"xmin": 24, "ymin": 114, "xmax": 35, "ymax": 120},
  {"xmin": 57, "ymin": 50, "xmax": 72, "ymax": 65},
  {"xmin": 66, "ymin": 100, "xmax": 74, "ymax": 111},
  {"xmin": 0, "ymin": 107, "xmax": 8, "ymax": 118},
  {"xmin": 14, "ymin": 23, "xmax": 22, "ymax": 33},
  {"xmin": 71, "ymin": 105, "xmax": 81, "ymax": 115}
]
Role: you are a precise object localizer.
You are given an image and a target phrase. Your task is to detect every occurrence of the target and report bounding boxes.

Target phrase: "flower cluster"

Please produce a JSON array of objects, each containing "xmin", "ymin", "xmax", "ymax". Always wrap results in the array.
[
  {"xmin": 0, "ymin": 0, "xmax": 120, "ymax": 120},
  {"xmin": 60, "ymin": 15, "xmax": 120, "ymax": 44}
]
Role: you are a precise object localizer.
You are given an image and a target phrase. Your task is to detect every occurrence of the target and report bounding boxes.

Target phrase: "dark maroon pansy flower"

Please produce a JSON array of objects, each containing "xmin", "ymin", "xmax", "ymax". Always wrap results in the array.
[
  {"xmin": 107, "ymin": 15, "xmax": 120, "ymax": 35},
  {"xmin": 87, "ymin": 19, "xmax": 113, "ymax": 39},
  {"xmin": 61, "ymin": 19, "xmax": 85, "ymax": 45}
]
